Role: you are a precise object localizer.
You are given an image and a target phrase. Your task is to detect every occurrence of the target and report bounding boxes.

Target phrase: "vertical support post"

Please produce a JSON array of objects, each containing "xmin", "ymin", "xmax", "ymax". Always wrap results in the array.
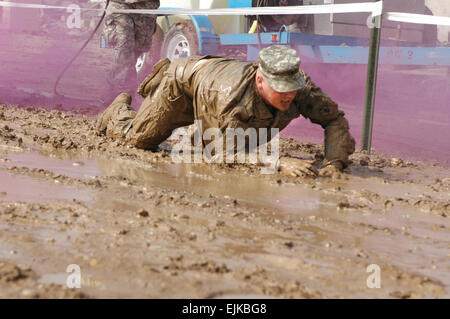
[{"xmin": 361, "ymin": 0, "xmax": 383, "ymax": 153}]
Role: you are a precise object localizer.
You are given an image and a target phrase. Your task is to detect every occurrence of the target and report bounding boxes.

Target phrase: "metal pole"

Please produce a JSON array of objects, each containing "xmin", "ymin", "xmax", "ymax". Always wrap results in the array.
[{"xmin": 361, "ymin": 0, "xmax": 383, "ymax": 153}]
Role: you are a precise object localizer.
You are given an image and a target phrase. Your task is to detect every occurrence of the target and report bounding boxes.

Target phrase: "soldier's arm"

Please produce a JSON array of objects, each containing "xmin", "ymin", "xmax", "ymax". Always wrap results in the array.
[{"xmin": 294, "ymin": 73, "xmax": 356, "ymax": 170}]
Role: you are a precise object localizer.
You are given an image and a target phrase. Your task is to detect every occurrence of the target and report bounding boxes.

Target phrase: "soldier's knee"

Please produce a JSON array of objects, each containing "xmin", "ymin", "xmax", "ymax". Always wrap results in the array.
[
  {"xmin": 126, "ymin": 135, "xmax": 159, "ymax": 151},
  {"xmin": 113, "ymin": 93, "xmax": 132, "ymax": 105}
]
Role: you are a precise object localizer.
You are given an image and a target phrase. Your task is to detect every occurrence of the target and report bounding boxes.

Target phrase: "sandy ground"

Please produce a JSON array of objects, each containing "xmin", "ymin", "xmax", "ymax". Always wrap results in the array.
[{"xmin": 0, "ymin": 104, "xmax": 449, "ymax": 299}]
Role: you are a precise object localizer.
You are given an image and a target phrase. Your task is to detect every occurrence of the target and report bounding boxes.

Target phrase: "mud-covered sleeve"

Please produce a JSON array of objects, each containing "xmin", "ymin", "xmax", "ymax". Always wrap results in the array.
[
  {"xmin": 137, "ymin": 58, "xmax": 171, "ymax": 98},
  {"xmin": 294, "ymin": 74, "xmax": 356, "ymax": 169}
]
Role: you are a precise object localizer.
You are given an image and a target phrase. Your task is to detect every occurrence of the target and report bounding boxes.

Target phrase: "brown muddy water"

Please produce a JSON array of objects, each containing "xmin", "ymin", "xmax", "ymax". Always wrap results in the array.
[{"xmin": 0, "ymin": 144, "xmax": 449, "ymax": 299}]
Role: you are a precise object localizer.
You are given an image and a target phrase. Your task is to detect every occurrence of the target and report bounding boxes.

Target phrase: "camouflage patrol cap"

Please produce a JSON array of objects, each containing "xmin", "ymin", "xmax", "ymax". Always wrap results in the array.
[{"xmin": 259, "ymin": 45, "xmax": 305, "ymax": 93}]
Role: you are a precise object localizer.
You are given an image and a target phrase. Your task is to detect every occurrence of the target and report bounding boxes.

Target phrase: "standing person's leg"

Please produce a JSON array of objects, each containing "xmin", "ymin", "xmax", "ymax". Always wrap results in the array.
[
  {"xmin": 131, "ymin": 11, "xmax": 158, "ymax": 109},
  {"xmin": 132, "ymin": 1, "xmax": 159, "ymax": 109},
  {"xmin": 103, "ymin": 3, "xmax": 138, "ymax": 98},
  {"xmin": 133, "ymin": 1, "xmax": 159, "ymax": 57}
]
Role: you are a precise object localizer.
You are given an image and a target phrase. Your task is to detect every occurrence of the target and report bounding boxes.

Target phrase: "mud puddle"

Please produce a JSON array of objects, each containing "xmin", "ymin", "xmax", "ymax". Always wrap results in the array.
[
  {"xmin": 3, "ymin": 151, "xmax": 103, "ymax": 180},
  {"xmin": 97, "ymin": 157, "xmax": 331, "ymax": 216},
  {"xmin": 0, "ymin": 171, "xmax": 93, "ymax": 204},
  {"xmin": 1, "ymin": 148, "xmax": 331, "ymax": 215},
  {"xmin": 3, "ymin": 148, "xmax": 449, "ymax": 248},
  {"xmin": 1, "ymin": 146, "xmax": 449, "ymax": 298},
  {"xmin": 0, "ymin": 150, "xmax": 102, "ymax": 204}
]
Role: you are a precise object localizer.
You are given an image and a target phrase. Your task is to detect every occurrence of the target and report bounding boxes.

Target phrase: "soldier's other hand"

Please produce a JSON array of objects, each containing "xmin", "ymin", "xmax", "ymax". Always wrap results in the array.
[
  {"xmin": 318, "ymin": 164, "xmax": 342, "ymax": 177},
  {"xmin": 278, "ymin": 157, "xmax": 318, "ymax": 178}
]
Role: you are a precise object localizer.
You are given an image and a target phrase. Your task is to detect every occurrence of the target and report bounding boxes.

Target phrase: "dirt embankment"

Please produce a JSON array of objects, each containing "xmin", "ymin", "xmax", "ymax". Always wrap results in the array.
[{"xmin": 0, "ymin": 104, "xmax": 449, "ymax": 298}]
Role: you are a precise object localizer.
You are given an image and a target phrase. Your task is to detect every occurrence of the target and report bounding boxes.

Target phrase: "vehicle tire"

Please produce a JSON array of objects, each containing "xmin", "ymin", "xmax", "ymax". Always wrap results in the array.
[
  {"xmin": 136, "ymin": 24, "xmax": 165, "ymax": 82},
  {"xmin": 161, "ymin": 21, "xmax": 199, "ymax": 61}
]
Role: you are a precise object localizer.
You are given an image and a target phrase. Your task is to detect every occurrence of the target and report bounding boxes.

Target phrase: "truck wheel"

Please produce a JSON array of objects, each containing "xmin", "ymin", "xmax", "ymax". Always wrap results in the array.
[
  {"xmin": 136, "ymin": 24, "xmax": 164, "ymax": 82},
  {"xmin": 161, "ymin": 21, "xmax": 199, "ymax": 61}
]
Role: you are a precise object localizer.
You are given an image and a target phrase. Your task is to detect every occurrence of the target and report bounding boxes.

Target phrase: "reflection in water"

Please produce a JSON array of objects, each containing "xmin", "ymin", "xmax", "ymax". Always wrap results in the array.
[
  {"xmin": 96, "ymin": 158, "xmax": 329, "ymax": 216},
  {"xmin": 1, "ymin": 149, "xmax": 449, "ymax": 295},
  {"xmin": 0, "ymin": 171, "xmax": 93, "ymax": 203},
  {"xmin": 6, "ymin": 151, "xmax": 103, "ymax": 179}
]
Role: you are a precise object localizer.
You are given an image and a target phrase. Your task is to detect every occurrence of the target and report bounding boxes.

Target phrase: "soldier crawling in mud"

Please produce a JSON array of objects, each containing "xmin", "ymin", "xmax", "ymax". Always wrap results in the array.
[
  {"xmin": 96, "ymin": 45, "xmax": 356, "ymax": 177},
  {"xmin": 102, "ymin": 0, "xmax": 160, "ymax": 99}
]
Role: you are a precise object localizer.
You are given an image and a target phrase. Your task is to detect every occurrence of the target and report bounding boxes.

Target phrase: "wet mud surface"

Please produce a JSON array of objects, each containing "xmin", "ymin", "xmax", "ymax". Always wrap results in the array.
[{"xmin": 0, "ymin": 104, "xmax": 449, "ymax": 298}]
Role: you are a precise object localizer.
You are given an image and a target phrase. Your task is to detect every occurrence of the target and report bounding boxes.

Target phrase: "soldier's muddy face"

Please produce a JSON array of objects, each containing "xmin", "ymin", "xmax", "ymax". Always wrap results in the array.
[{"xmin": 256, "ymin": 71, "xmax": 298, "ymax": 111}]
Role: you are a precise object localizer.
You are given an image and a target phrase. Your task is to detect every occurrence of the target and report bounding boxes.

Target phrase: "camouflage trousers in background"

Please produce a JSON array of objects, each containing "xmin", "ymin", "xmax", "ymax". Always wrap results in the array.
[{"xmin": 103, "ymin": 1, "xmax": 159, "ymax": 98}]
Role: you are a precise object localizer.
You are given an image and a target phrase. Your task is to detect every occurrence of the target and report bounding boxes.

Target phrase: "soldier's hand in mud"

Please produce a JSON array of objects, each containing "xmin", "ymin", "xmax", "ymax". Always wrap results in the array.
[
  {"xmin": 278, "ymin": 157, "xmax": 318, "ymax": 177},
  {"xmin": 318, "ymin": 162, "xmax": 343, "ymax": 177}
]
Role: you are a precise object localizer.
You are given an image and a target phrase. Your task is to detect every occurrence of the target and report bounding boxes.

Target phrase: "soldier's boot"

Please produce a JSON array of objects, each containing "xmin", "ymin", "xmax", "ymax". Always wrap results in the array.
[{"xmin": 95, "ymin": 93, "xmax": 134, "ymax": 136}]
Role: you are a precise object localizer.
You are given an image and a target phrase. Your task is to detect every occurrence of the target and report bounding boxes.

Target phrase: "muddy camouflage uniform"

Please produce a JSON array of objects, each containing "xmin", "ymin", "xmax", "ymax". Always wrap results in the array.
[
  {"xmin": 96, "ymin": 46, "xmax": 356, "ymax": 169},
  {"xmin": 103, "ymin": 0, "xmax": 160, "ymax": 97}
]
